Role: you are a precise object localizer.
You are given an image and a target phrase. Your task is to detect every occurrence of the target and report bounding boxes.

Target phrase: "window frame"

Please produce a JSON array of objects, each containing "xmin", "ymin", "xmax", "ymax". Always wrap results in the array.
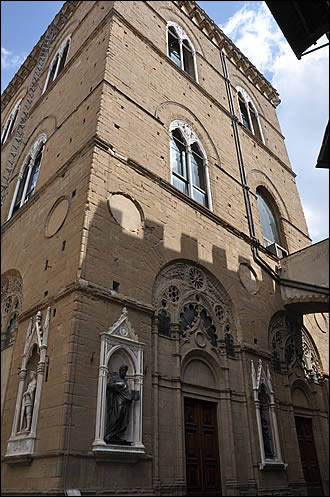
[
  {"xmin": 1, "ymin": 99, "xmax": 22, "ymax": 145},
  {"xmin": 256, "ymin": 188, "xmax": 282, "ymax": 248},
  {"xmin": 7, "ymin": 133, "xmax": 47, "ymax": 220},
  {"xmin": 42, "ymin": 35, "xmax": 71, "ymax": 94},
  {"xmin": 166, "ymin": 22, "xmax": 198, "ymax": 82},
  {"xmin": 236, "ymin": 87, "xmax": 264, "ymax": 143},
  {"xmin": 169, "ymin": 120, "xmax": 212, "ymax": 210}
]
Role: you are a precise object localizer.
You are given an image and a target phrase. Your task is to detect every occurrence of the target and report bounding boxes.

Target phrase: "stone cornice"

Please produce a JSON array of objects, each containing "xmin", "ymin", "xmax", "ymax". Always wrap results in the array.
[
  {"xmin": 1, "ymin": 1, "xmax": 80, "ymax": 113},
  {"xmin": 173, "ymin": 1, "xmax": 281, "ymax": 107}
]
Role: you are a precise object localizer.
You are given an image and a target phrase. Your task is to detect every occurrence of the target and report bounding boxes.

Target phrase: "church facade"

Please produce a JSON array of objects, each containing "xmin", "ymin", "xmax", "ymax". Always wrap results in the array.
[{"xmin": 1, "ymin": 1, "xmax": 328, "ymax": 496}]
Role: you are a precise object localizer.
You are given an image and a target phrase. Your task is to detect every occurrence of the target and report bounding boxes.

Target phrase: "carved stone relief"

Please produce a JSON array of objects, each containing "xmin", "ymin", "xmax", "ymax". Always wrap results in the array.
[
  {"xmin": 1, "ymin": 272, "xmax": 23, "ymax": 349},
  {"xmin": 269, "ymin": 311, "xmax": 323, "ymax": 382}
]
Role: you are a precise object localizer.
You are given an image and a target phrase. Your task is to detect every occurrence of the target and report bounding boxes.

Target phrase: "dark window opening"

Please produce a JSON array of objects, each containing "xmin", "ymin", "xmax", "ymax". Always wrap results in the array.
[
  {"xmin": 238, "ymin": 93, "xmax": 251, "ymax": 130},
  {"xmin": 182, "ymin": 39, "xmax": 195, "ymax": 79},
  {"xmin": 249, "ymin": 103, "xmax": 262, "ymax": 141},
  {"xmin": 158, "ymin": 309, "xmax": 171, "ymax": 337},
  {"xmin": 256, "ymin": 189, "xmax": 282, "ymax": 247},
  {"xmin": 57, "ymin": 42, "xmax": 69, "ymax": 75},
  {"xmin": 112, "ymin": 281, "xmax": 120, "ymax": 292},
  {"xmin": 168, "ymin": 27, "xmax": 181, "ymax": 67}
]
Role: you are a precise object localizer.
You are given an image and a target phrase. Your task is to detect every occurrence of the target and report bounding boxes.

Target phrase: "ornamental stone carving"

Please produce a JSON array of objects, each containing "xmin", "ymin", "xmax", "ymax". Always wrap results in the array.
[
  {"xmin": 153, "ymin": 261, "xmax": 235, "ymax": 355},
  {"xmin": 269, "ymin": 311, "xmax": 323, "ymax": 382},
  {"xmin": 1, "ymin": 271, "xmax": 23, "ymax": 349}
]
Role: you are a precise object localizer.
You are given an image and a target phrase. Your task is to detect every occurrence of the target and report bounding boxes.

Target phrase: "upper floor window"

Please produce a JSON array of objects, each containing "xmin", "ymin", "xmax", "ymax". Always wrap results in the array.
[
  {"xmin": 167, "ymin": 23, "xmax": 198, "ymax": 81},
  {"xmin": 8, "ymin": 134, "xmax": 47, "ymax": 220},
  {"xmin": 236, "ymin": 87, "xmax": 263, "ymax": 142},
  {"xmin": 1, "ymin": 99, "xmax": 22, "ymax": 145},
  {"xmin": 170, "ymin": 120, "xmax": 211, "ymax": 209},
  {"xmin": 256, "ymin": 188, "xmax": 281, "ymax": 248},
  {"xmin": 42, "ymin": 36, "xmax": 71, "ymax": 94}
]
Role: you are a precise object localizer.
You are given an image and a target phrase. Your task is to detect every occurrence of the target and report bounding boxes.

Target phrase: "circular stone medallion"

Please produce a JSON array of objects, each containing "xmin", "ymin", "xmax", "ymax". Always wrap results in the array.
[
  {"xmin": 239, "ymin": 263, "xmax": 259, "ymax": 295},
  {"xmin": 314, "ymin": 313, "xmax": 328, "ymax": 333},
  {"xmin": 108, "ymin": 193, "xmax": 143, "ymax": 232},
  {"xmin": 45, "ymin": 196, "xmax": 70, "ymax": 238}
]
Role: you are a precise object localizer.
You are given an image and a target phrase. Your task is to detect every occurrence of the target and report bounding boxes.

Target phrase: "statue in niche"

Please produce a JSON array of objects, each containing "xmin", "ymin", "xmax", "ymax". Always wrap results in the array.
[
  {"xmin": 104, "ymin": 364, "xmax": 140, "ymax": 445},
  {"xmin": 20, "ymin": 370, "xmax": 37, "ymax": 432},
  {"xmin": 260, "ymin": 409, "xmax": 274, "ymax": 458}
]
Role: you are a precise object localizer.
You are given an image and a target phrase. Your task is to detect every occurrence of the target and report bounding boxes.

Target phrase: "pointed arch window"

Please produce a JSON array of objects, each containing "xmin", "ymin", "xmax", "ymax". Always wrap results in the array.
[
  {"xmin": 8, "ymin": 134, "xmax": 47, "ymax": 220},
  {"xmin": 256, "ymin": 189, "xmax": 282, "ymax": 248},
  {"xmin": 170, "ymin": 121, "xmax": 212, "ymax": 209},
  {"xmin": 42, "ymin": 36, "xmax": 71, "ymax": 94},
  {"xmin": 1, "ymin": 99, "xmax": 22, "ymax": 145},
  {"xmin": 167, "ymin": 23, "xmax": 198, "ymax": 81},
  {"xmin": 236, "ymin": 87, "xmax": 264, "ymax": 142}
]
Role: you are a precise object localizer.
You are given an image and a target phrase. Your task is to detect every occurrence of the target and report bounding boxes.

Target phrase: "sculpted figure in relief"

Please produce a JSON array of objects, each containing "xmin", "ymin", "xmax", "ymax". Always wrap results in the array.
[
  {"xmin": 20, "ymin": 371, "xmax": 37, "ymax": 432},
  {"xmin": 104, "ymin": 365, "xmax": 140, "ymax": 445}
]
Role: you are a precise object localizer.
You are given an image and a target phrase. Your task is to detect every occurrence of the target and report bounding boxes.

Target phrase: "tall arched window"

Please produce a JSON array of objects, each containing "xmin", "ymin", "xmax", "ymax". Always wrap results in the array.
[
  {"xmin": 8, "ymin": 133, "xmax": 47, "ymax": 220},
  {"xmin": 167, "ymin": 23, "xmax": 198, "ymax": 81},
  {"xmin": 42, "ymin": 36, "xmax": 71, "ymax": 94},
  {"xmin": 236, "ymin": 87, "xmax": 263, "ymax": 142},
  {"xmin": 170, "ymin": 121, "xmax": 211, "ymax": 209},
  {"xmin": 1, "ymin": 99, "xmax": 22, "ymax": 145},
  {"xmin": 256, "ymin": 189, "xmax": 282, "ymax": 248}
]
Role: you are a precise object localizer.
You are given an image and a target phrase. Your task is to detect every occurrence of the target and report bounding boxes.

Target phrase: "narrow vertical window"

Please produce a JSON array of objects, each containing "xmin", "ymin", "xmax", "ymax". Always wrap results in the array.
[
  {"xmin": 238, "ymin": 92, "xmax": 251, "ymax": 130},
  {"xmin": 1, "ymin": 100, "xmax": 21, "ymax": 145},
  {"xmin": 171, "ymin": 129, "xmax": 189, "ymax": 195},
  {"xmin": 168, "ymin": 26, "xmax": 181, "ymax": 67},
  {"xmin": 249, "ymin": 103, "xmax": 262, "ymax": 141},
  {"xmin": 190, "ymin": 143, "xmax": 207, "ymax": 207},
  {"xmin": 256, "ymin": 189, "xmax": 282, "ymax": 247},
  {"xmin": 182, "ymin": 39, "xmax": 194, "ymax": 78},
  {"xmin": 57, "ymin": 41, "xmax": 69, "ymax": 76}
]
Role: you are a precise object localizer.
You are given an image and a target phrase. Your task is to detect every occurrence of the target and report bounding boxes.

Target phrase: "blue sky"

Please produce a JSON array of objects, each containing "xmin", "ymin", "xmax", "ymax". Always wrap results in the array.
[{"xmin": 1, "ymin": 1, "xmax": 329, "ymax": 243}]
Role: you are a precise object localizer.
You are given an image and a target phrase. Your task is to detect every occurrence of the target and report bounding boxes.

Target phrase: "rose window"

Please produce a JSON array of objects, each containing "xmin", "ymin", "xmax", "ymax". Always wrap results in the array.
[{"xmin": 188, "ymin": 267, "xmax": 204, "ymax": 289}]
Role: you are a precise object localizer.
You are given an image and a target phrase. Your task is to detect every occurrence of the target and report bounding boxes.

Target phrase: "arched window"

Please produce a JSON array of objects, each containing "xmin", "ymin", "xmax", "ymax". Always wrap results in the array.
[
  {"xmin": 256, "ymin": 189, "xmax": 282, "ymax": 247},
  {"xmin": 42, "ymin": 36, "xmax": 71, "ymax": 94},
  {"xmin": 8, "ymin": 133, "xmax": 47, "ymax": 220},
  {"xmin": 236, "ymin": 87, "xmax": 263, "ymax": 142},
  {"xmin": 170, "ymin": 121, "xmax": 211, "ymax": 209},
  {"xmin": 1, "ymin": 99, "xmax": 22, "ymax": 145},
  {"xmin": 167, "ymin": 23, "xmax": 198, "ymax": 81}
]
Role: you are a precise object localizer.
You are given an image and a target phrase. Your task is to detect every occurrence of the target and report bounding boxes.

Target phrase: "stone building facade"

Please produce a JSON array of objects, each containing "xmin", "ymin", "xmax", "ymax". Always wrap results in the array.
[{"xmin": 1, "ymin": 1, "xmax": 328, "ymax": 495}]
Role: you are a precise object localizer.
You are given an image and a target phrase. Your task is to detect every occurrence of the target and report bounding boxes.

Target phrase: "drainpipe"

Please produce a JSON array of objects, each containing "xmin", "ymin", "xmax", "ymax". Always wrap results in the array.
[{"xmin": 220, "ymin": 52, "xmax": 329, "ymax": 297}]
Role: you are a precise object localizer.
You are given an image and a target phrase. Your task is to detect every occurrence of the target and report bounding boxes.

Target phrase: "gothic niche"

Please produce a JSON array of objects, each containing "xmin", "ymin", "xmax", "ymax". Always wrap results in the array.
[
  {"xmin": 251, "ymin": 359, "xmax": 287, "ymax": 470},
  {"xmin": 1, "ymin": 272, "xmax": 23, "ymax": 350},
  {"xmin": 269, "ymin": 311, "xmax": 323, "ymax": 382},
  {"xmin": 6, "ymin": 308, "xmax": 51, "ymax": 460},
  {"xmin": 153, "ymin": 261, "xmax": 236, "ymax": 356},
  {"xmin": 93, "ymin": 308, "xmax": 145, "ymax": 456}
]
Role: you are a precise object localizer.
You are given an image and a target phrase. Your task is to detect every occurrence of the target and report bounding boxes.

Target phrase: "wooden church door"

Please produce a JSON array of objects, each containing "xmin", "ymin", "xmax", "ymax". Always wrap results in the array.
[
  {"xmin": 184, "ymin": 398, "xmax": 222, "ymax": 496},
  {"xmin": 295, "ymin": 416, "xmax": 324, "ymax": 496}
]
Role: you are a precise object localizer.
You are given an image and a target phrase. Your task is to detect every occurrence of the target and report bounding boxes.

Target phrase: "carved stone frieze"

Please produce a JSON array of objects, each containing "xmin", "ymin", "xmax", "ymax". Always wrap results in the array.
[{"xmin": 1, "ymin": 272, "xmax": 23, "ymax": 349}]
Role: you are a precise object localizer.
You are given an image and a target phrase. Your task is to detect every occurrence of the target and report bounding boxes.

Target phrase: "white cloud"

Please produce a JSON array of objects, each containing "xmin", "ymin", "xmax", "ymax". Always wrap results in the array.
[
  {"xmin": 1, "ymin": 47, "xmax": 26, "ymax": 70},
  {"xmin": 220, "ymin": 3, "xmax": 329, "ymax": 243}
]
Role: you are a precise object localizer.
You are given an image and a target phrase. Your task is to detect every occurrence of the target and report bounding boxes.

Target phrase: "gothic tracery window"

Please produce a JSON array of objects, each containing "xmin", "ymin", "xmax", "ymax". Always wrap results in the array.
[
  {"xmin": 236, "ymin": 87, "xmax": 263, "ymax": 142},
  {"xmin": 170, "ymin": 121, "xmax": 211, "ymax": 209},
  {"xmin": 1, "ymin": 99, "xmax": 21, "ymax": 145},
  {"xmin": 8, "ymin": 134, "xmax": 47, "ymax": 219},
  {"xmin": 167, "ymin": 23, "xmax": 197, "ymax": 81},
  {"xmin": 269, "ymin": 311, "xmax": 323, "ymax": 383},
  {"xmin": 43, "ymin": 36, "xmax": 71, "ymax": 94},
  {"xmin": 153, "ymin": 261, "xmax": 235, "ymax": 356}
]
